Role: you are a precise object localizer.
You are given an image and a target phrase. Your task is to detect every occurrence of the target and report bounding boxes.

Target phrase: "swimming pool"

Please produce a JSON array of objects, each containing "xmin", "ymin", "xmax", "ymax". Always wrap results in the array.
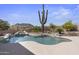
[{"xmin": 7, "ymin": 35, "xmax": 71, "ymax": 45}]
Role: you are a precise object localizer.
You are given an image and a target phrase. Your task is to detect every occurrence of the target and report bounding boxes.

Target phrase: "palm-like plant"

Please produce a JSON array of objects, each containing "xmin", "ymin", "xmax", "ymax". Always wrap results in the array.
[{"xmin": 38, "ymin": 4, "xmax": 48, "ymax": 33}]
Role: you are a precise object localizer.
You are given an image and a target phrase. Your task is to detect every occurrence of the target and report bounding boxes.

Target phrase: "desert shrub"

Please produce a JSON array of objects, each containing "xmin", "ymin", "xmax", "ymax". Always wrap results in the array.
[
  {"xmin": 32, "ymin": 26, "xmax": 41, "ymax": 32},
  {"xmin": 55, "ymin": 27, "xmax": 64, "ymax": 34}
]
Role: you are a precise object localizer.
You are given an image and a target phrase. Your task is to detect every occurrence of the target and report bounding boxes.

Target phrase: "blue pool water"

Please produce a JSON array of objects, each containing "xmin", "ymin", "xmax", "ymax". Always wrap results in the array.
[{"xmin": 7, "ymin": 35, "xmax": 71, "ymax": 45}]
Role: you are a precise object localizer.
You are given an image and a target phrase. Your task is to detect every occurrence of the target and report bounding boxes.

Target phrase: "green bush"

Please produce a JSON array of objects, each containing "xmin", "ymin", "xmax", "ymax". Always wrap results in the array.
[
  {"xmin": 55, "ymin": 27, "xmax": 64, "ymax": 34},
  {"xmin": 0, "ymin": 19, "xmax": 10, "ymax": 30},
  {"xmin": 32, "ymin": 26, "xmax": 41, "ymax": 32},
  {"xmin": 63, "ymin": 20, "xmax": 77, "ymax": 31}
]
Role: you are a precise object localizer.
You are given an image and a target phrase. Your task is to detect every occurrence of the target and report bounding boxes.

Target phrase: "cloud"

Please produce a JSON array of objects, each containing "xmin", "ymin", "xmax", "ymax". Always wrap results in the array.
[
  {"xmin": 3, "ymin": 12, "xmax": 39, "ymax": 25},
  {"xmin": 49, "ymin": 7, "xmax": 72, "ymax": 19},
  {"xmin": 47, "ymin": 7, "xmax": 75, "ymax": 25},
  {"xmin": 48, "ymin": 5, "xmax": 79, "ymax": 25},
  {"xmin": 7, "ymin": 13, "xmax": 28, "ymax": 20},
  {"xmin": 3, "ymin": 13, "xmax": 30, "ymax": 24}
]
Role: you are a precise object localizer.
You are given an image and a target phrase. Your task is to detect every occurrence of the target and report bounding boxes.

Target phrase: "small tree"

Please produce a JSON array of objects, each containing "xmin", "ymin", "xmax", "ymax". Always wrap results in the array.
[
  {"xmin": 0, "ymin": 19, "xmax": 10, "ymax": 30},
  {"xmin": 63, "ymin": 20, "xmax": 74, "ymax": 31},
  {"xmin": 71, "ymin": 25, "xmax": 78, "ymax": 31}
]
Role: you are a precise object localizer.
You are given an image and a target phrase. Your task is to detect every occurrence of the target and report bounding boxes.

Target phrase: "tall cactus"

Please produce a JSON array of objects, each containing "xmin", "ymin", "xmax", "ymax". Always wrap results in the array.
[{"xmin": 38, "ymin": 4, "xmax": 48, "ymax": 33}]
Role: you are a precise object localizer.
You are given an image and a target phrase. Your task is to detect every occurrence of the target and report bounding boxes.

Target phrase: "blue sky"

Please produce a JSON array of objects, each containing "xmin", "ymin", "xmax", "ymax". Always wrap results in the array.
[{"xmin": 0, "ymin": 4, "xmax": 79, "ymax": 26}]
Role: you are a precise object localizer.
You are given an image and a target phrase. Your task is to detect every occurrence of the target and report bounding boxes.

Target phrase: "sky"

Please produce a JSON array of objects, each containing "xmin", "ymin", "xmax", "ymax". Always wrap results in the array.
[{"xmin": 0, "ymin": 4, "xmax": 79, "ymax": 26}]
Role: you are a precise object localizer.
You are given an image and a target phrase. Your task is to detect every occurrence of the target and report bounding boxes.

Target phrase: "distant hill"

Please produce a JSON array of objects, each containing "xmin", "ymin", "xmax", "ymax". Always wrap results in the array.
[{"xmin": 10, "ymin": 23, "xmax": 34, "ymax": 32}]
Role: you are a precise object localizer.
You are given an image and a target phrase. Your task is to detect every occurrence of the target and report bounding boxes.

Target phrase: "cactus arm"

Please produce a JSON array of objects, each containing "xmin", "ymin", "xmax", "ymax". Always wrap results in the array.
[
  {"xmin": 38, "ymin": 10, "xmax": 42, "ymax": 24},
  {"xmin": 44, "ymin": 10, "xmax": 48, "ymax": 24}
]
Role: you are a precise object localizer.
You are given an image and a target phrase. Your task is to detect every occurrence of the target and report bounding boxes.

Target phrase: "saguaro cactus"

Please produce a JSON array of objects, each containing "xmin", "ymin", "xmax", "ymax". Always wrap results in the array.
[{"xmin": 38, "ymin": 4, "xmax": 48, "ymax": 33}]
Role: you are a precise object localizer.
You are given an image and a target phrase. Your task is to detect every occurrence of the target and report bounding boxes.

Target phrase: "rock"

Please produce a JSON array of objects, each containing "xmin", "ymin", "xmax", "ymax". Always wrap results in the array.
[{"xmin": 3, "ymin": 33, "xmax": 11, "ymax": 39}]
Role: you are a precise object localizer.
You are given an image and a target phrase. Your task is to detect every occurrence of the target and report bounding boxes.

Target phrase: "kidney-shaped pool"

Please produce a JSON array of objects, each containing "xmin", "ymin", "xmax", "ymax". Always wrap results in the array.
[{"xmin": 6, "ymin": 35, "xmax": 72, "ymax": 45}]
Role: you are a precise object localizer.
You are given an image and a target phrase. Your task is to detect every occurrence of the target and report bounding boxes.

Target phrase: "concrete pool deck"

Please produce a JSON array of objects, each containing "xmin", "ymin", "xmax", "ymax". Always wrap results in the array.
[{"xmin": 19, "ymin": 36, "xmax": 79, "ymax": 55}]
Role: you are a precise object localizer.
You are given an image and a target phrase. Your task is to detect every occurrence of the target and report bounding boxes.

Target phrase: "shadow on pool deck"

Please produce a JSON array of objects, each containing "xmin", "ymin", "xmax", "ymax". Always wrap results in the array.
[{"xmin": 0, "ymin": 43, "xmax": 34, "ymax": 55}]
